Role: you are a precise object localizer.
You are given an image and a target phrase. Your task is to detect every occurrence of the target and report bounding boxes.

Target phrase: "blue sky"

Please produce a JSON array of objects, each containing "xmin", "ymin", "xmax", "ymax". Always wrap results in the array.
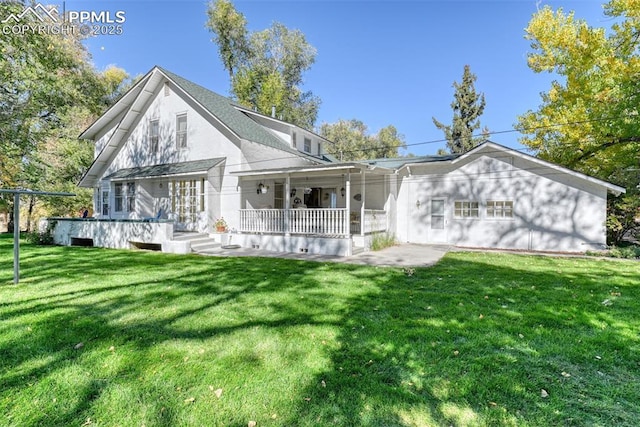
[{"xmin": 63, "ymin": 0, "xmax": 608, "ymax": 156}]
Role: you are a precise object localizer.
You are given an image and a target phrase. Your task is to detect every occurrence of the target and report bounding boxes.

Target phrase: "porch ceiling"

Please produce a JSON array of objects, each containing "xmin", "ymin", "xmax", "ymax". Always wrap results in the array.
[
  {"xmin": 231, "ymin": 163, "xmax": 392, "ymax": 180},
  {"xmin": 104, "ymin": 158, "xmax": 225, "ymax": 181}
]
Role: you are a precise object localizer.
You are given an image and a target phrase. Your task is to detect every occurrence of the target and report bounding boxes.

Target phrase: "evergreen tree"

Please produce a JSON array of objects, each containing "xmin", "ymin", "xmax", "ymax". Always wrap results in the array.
[{"xmin": 433, "ymin": 65, "xmax": 487, "ymax": 154}]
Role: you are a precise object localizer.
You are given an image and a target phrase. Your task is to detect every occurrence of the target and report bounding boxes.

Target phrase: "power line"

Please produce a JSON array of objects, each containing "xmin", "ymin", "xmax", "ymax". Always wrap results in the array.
[{"xmin": 201, "ymin": 112, "xmax": 634, "ymax": 171}]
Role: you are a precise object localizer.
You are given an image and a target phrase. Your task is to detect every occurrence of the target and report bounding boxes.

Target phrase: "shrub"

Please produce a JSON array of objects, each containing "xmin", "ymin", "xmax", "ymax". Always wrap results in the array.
[
  {"xmin": 609, "ymin": 245, "xmax": 640, "ymax": 259},
  {"xmin": 586, "ymin": 244, "xmax": 640, "ymax": 259},
  {"xmin": 26, "ymin": 220, "xmax": 56, "ymax": 246},
  {"xmin": 370, "ymin": 232, "xmax": 396, "ymax": 251}
]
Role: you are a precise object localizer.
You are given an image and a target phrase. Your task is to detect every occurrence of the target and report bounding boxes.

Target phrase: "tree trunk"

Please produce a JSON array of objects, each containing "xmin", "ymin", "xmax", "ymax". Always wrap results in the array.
[
  {"xmin": 26, "ymin": 195, "xmax": 35, "ymax": 232},
  {"xmin": 7, "ymin": 203, "xmax": 15, "ymax": 233}
]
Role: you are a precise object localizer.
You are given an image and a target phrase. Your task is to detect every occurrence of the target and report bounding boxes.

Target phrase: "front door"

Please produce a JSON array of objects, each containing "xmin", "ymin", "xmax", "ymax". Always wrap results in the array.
[
  {"xmin": 429, "ymin": 198, "xmax": 447, "ymax": 243},
  {"xmin": 170, "ymin": 180, "xmax": 201, "ymax": 231}
]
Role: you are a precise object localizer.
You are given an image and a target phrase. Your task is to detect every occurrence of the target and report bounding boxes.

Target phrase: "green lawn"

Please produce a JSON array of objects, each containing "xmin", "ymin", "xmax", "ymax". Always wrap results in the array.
[{"xmin": 1, "ymin": 234, "xmax": 639, "ymax": 427}]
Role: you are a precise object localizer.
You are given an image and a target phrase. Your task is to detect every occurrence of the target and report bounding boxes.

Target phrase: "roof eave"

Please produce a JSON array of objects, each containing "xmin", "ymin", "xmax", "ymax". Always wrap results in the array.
[
  {"xmin": 79, "ymin": 68, "xmax": 155, "ymax": 140},
  {"xmin": 464, "ymin": 142, "xmax": 627, "ymax": 195}
]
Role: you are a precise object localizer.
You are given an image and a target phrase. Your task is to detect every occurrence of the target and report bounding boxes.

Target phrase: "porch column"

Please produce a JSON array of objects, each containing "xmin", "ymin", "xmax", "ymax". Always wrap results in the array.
[
  {"xmin": 345, "ymin": 173, "xmax": 351, "ymax": 237},
  {"xmin": 284, "ymin": 175, "xmax": 291, "ymax": 236},
  {"xmin": 360, "ymin": 171, "xmax": 366, "ymax": 237}
]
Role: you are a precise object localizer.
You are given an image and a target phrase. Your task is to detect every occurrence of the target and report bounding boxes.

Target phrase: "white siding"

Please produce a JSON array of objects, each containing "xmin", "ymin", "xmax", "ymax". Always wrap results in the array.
[
  {"xmin": 396, "ymin": 154, "xmax": 608, "ymax": 252},
  {"xmin": 96, "ymin": 81, "xmax": 244, "ymax": 229},
  {"xmin": 105, "ymin": 85, "xmax": 241, "ymax": 174}
]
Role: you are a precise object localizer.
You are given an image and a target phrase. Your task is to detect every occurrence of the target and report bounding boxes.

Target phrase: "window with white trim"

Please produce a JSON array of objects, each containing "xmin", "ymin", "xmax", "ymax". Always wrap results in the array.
[
  {"xmin": 127, "ymin": 183, "xmax": 136, "ymax": 212},
  {"xmin": 114, "ymin": 182, "xmax": 135, "ymax": 213},
  {"xmin": 176, "ymin": 113, "xmax": 187, "ymax": 149},
  {"xmin": 149, "ymin": 119, "xmax": 159, "ymax": 153},
  {"xmin": 114, "ymin": 183, "xmax": 123, "ymax": 212},
  {"xmin": 454, "ymin": 201, "xmax": 479, "ymax": 218},
  {"xmin": 303, "ymin": 137, "xmax": 311, "ymax": 153},
  {"xmin": 101, "ymin": 189, "xmax": 109, "ymax": 216},
  {"xmin": 487, "ymin": 200, "xmax": 513, "ymax": 218}
]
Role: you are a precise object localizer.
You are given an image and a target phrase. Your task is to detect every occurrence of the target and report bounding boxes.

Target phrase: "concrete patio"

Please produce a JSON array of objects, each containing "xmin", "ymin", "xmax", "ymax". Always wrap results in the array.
[{"xmin": 196, "ymin": 243, "xmax": 451, "ymax": 268}]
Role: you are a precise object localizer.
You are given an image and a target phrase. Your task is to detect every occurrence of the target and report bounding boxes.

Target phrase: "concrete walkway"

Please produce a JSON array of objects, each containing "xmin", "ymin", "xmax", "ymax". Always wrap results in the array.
[{"xmin": 197, "ymin": 244, "xmax": 450, "ymax": 268}]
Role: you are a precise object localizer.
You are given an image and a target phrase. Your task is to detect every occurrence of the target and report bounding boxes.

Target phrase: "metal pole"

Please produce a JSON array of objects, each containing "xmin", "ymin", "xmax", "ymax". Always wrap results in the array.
[{"xmin": 13, "ymin": 192, "xmax": 20, "ymax": 284}]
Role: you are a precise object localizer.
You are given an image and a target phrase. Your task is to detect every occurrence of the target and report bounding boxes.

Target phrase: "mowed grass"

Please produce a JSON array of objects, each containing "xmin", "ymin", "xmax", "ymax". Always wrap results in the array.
[{"xmin": 1, "ymin": 234, "xmax": 639, "ymax": 426}]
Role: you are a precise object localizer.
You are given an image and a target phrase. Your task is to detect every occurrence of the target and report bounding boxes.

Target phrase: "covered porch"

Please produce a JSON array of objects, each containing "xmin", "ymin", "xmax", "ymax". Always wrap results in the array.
[{"xmin": 232, "ymin": 163, "xmax": 393, "ymax": 255}]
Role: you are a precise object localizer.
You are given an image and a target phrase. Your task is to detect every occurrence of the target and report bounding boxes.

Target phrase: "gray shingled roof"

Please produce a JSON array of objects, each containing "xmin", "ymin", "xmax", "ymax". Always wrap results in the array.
[
  {"xmin": 158, "ymin": 67, "xmax": 326, "ymax": 164},
  {"xmin": 104, "ymin": 158, "xmax": 225, "ymax": 180},
  {"xmin": 362, "ymin": 154, "xmax": 460, "ymax": 169}
]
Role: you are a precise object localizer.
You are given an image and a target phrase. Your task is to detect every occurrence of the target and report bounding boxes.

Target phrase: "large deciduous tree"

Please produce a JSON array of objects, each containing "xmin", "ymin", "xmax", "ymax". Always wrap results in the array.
[
  {"xmin": 206, "ymin": 0, "xmax": 320, "ymax": 128},
  {"xmin": 517, "ymin": 1, "xmax": 640, "ymax": 244},
  {"xmin": 0, "ymin": 1, "xmax": 128, "ymax": 230},
  {"xmin": 433, "ymin": 65, "xmax": 487, "ymax": 154},
  {"xmin": 320, "ymin": 119, "xmax": 406, "ymax": 161}
]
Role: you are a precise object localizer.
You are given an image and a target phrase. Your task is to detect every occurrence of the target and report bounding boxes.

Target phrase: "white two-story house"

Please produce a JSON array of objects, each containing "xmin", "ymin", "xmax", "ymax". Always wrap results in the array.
[{"xmin": 48, "ymin": 66, "xmax": 624, "ymax": 256}]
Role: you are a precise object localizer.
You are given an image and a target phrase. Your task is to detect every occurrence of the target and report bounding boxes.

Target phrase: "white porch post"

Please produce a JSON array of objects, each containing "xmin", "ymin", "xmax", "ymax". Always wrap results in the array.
[
  {"xmin": 284, "ymin": 175, "xmax": 291, "ymax": 236},
  {"xmin": 345, "ymin": 173, "xmax": 352, "ymax": 255},
  {"xmin": 360, "ymin": 171, "xmax": 366, "ymax": 237}
]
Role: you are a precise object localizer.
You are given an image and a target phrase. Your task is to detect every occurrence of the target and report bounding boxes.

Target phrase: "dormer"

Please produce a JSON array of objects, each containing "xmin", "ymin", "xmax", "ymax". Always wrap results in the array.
[{"xmin": 292, "ymin": 131, "xmax": 323, "ymax": 157}]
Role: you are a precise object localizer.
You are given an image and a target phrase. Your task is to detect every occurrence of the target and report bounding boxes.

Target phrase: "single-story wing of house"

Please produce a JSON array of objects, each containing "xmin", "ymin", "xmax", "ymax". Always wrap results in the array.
[{"xmin": 47, "ymin": 65, "xmax": 625, "ymax": 256}]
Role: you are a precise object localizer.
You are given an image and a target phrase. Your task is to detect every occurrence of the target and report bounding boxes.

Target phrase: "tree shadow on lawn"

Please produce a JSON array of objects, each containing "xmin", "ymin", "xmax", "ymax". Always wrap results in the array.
[
  {"xmin": 283, "ymin": 253, "xmax": 640, "ymax": 427},
  {"xmin": 0, "ymin": 238, "xmax": 381, "ymax": 425},
  {"xmin": 1, "ymin": 236, "xmax": 639, "ymax": 426}
]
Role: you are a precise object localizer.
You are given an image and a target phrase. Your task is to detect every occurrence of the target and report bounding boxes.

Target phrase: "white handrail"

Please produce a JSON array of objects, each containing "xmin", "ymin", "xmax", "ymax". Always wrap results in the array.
[{"xmin": 240, "ymin": 208, "xmax": 349, "ymax": 236}]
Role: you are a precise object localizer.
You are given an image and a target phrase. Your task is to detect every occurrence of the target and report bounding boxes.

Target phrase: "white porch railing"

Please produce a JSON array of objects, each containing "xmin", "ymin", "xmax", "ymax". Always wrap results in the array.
[
  {"xmin": 350, "ymin": 209, "xmax": 388, "ymax": 234},
  {"xmin": 240, "ymin": 208, "xmax": 387, "ymax": 237},
  {"xmin": 239, "ymin": 209, "xmax": 285, "ymax": 234},
  {"xmin": 290, "ymin": 208, "xmax": 347, "ymax": 235},
  {"xmin": 240, "ymin": 208, "xmax": 349, "ymax": 236}
]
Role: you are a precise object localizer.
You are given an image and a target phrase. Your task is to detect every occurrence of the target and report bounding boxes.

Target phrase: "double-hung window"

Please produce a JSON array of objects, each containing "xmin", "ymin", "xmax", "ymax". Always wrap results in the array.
[
  {"xmin": 487, "ymin": 200, "xmax": 513, "ymax": 218},
  {"xmin": 114, "ymin": 183, "xmax": 124, "ymax": 212},
  {"xmin": 101, "ymin": 189, "xmax": 109, "ymax": 216},
  {"xmin": 127, "ymin": 183, "xmax": 136, "ymax": 212},
  {"xmin": 454, "ymin": 201, "xmax": 479, "ymax": 218},
  {"xmin": 149, "ymin": 119, "xmax": 159, "ymax": 153},
  {"xmin": 176, "ymin": 113, "xmax": 187, "ymax": 149},
  {"xmin": 114, "ymin": 182, "xmax": 136, "ymax": 213},
  {"xmin": 303, "ymin": 137, "xmax": 311, "ymax": 153}
]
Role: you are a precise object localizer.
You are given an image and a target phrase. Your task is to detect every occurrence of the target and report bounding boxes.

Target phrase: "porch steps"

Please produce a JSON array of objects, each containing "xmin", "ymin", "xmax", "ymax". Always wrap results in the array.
[
  {"xmin": 173, "ymin": 232, "xmax": 221, "ymax": 254},
  {"xmin": 351, "ymin": 246, "xmax": 365, "ymax": 256}
]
